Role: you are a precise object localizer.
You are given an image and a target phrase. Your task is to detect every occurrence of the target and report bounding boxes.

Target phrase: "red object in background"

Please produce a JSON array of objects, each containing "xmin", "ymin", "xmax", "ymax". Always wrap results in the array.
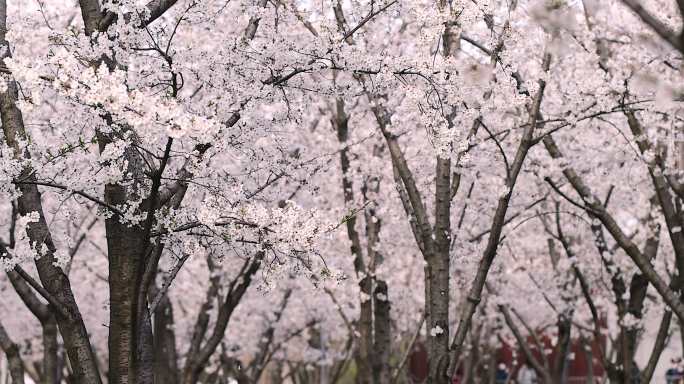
[
  {"xmin": 406, "ymin": 316, "xmax": 607, "ymax": 383},
  {"xmin": 498, "ymin": 315, "xmax": 608, "ymax": 381},
  {"xmin": 408, "ymin": 341, "xmax": 428, "ymax": 383}
]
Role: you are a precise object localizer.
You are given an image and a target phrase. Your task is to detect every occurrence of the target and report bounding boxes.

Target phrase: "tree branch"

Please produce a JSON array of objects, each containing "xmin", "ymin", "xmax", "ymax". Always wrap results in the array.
[
  {"xmin": 499, "ymin": 304, "xmax": 552, "ymax": 383},
  {"xmin": 370, "ymin": 96, "xmax": 434, "ymax": 254},
  {"xmin": 543, "ymin": 134, "xmax": 684, "ymax": 322},
  {"xmin": 620, "ymin": 0, "xmax": 684, "ymax": 53},
  {"xmin": 13, "ymin": 266, "xmax": 71, "ymax": 320},
  {"xmin": 449, "ymin": 51, "xmax": 552, "ymax": 374},
  {"xmin": 12, "ymin": 180, "xmax": 124, "ymax": 217},
  {"xmin": 340, "ymin": 1, "xmax": 398, "ymax": 43},
  {"xmin": 391, "ymin": 312, "xmax": 425, "ymax": 383},
  {"xmin": 182, "ymin": 252, "xmax": 264, "ymax": 384},
  {"xmin": 640, "ymin": 310, "xmax": 672, "ymax": 383}
]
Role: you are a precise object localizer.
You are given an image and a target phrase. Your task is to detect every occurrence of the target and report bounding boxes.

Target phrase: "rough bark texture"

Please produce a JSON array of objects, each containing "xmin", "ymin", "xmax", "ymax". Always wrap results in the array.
[
  {"xmin": 427, "ymin": 157, "xmax": 451, "ymax": 383},
  {"xmin": 430, "ymin": 8, "xmax": 455, "ymax": 379},
  {"xmin": 100, "ymin": 152, "xmax": 147, "ymax": 384}
]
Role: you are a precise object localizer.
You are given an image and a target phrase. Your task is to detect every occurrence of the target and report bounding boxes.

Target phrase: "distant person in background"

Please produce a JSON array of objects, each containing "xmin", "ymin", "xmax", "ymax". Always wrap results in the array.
[
  {"xmin": 495, "ymin": 363, "xmax": 509, "ymax": 384},
  {"xmin": 667, "ymin": 357, "xmax": 683, "ymax": 384},
  {"xmin": 516, "ymin": 361, "xmax": 538, "ymax": 384}
]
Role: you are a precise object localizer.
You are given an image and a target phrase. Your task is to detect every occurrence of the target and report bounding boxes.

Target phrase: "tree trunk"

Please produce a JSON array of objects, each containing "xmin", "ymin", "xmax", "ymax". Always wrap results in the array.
[
  {"xmin": 426, "ymin": 251, "xmax": 450, "ymax": 384},
  {"xmin": 136, "ymin": 309, "xmax": 155, "ymax": 384},
  {"xmin": 0, "ymin": 323, "xmax": 24, "ymax": 384},
  {"xmin": 355, "ymin": 276, "xmax": 373, "ymax": 384},
  {"xmin": 332, "ymin": 96, "xmax": 376, "ymax": 384},
  {"xmin": 41, "ymin": 316, "xmax": 59, "ymax": 384},
  {"xmin": 153, "ymin": 293, "xmax": 179, "ymax": 384},
  {"xmin": 552, "ymin": 314, "xmax": 572, "ymax": 383},
  {"xmin": 373, "ymin": 280, "xmax": 391, "ymax": 384},
  {"xmin": 427, "ymin": 157, "xmax": 451, "ymax": 384},
  {"xmin": 104, "ymin": 206, "xmax": 147, "ymax": 384}
]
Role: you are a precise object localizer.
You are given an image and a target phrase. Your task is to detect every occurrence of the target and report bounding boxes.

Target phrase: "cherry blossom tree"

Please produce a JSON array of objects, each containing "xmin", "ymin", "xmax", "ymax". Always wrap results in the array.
[{"xmin": 4, "ymin": 1, "xmax": 684, "ymax": 384}]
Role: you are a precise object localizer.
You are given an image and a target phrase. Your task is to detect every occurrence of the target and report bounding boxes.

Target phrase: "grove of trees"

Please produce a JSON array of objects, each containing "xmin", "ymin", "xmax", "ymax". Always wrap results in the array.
[{"xmin": 2, "ymin": 0, "xmax": 684, "ymax": 383}]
